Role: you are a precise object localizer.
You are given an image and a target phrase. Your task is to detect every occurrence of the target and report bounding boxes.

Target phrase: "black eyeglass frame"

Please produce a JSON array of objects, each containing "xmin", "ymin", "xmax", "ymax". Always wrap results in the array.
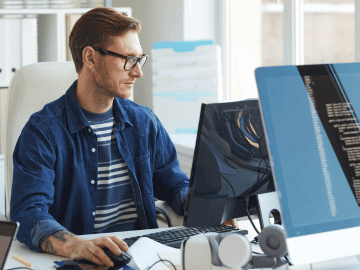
[{"xmin": 92, "ymin": 47, "xmax": 148, "ymax": 71}]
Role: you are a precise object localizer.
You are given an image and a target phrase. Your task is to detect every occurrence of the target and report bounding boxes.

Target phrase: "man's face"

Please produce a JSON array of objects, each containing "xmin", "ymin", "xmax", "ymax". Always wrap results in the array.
[{"xmin": 93, "ymin": 31, "xmax": 144, "ymax": 100}]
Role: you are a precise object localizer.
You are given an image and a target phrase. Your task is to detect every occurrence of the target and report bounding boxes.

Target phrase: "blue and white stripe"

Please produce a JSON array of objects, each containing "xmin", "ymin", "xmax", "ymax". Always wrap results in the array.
[{"xmin": 84, "ymin": 109, "xmax": 138, "ymax": 233}]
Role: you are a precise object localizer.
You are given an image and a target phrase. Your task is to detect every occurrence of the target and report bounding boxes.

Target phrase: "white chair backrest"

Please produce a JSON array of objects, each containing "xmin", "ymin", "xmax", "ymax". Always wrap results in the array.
[{"xmin": 4, "ymin": 61, "xmax": 77, "ymax": 220}]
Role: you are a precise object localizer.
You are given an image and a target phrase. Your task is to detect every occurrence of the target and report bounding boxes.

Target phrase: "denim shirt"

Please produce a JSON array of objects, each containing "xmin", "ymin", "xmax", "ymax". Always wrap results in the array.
[{"xmin": 10, "ymin": 80, "xmax": 190, "ymax": 251}]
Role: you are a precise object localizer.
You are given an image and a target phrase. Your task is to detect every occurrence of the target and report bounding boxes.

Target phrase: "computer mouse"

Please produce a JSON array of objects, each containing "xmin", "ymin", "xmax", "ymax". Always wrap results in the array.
[
  {"xmin": 102, "ymin": 247, "xmax": 132, "ymax": 267},
  {"xmin": 56, "ymin": 266, "xmax": 83, "ymax": 270}
]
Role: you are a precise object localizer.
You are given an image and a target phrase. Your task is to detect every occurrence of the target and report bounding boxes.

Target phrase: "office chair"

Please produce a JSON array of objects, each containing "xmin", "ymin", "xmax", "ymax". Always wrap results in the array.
[
  {"xmin": 4, "ymin": 61, "xmax": 78, "ymax": 221},
  {"xmin": 3, "ymin": 61, "xmax": 182, "ymax": 228}
]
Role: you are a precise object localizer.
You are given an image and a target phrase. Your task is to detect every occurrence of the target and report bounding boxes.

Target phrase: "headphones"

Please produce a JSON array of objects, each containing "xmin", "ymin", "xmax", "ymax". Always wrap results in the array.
[{"xmin": 181, "ymin": 225, "xmax": 288, "ymax": 270}]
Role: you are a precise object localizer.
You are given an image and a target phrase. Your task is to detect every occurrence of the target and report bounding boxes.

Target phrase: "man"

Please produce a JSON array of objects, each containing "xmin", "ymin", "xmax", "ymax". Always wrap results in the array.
[
  {"xmin": 11, "ymin": 7, "xmax": 235, "ymax": 267},
  {"xmin": 10, "ymin": 7, "xmax": 190, "ymax": 267}
]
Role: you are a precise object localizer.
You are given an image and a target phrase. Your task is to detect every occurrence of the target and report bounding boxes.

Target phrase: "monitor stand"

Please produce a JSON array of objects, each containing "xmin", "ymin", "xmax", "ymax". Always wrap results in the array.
[
  {"xmin": 257, "ymin": 191, "xmax": 282, "ymax": 229},
  {"xmin": 256, "ymin": 193, "xmax": 360, "ymax": 269}
]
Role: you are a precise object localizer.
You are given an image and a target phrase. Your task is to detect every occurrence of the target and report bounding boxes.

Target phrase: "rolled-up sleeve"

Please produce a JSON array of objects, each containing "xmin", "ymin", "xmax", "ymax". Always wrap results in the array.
[
  {"xmin": 10, "ymin": 121, "xmax": 58, "ymax": 250},
  {"xmin": 30, "ymin": 220, "xmax": 67, "ymax": 252},
  {"xmin": 171, "ymin": 188, "xmax": 188, "ymax": 216}
]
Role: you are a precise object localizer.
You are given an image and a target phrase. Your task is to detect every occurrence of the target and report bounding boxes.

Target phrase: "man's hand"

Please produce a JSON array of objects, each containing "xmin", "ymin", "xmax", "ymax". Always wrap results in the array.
[
  {"xmin": 221, "ymin": 218, "xmax": 239, "ymax": 227},
  {"xmin": 40, "ymin": 231, "xmax": 128, "ymax": 267},
  {"xmin": 67, "ymin": 235, "xmax": 129, "ymax": 267}
]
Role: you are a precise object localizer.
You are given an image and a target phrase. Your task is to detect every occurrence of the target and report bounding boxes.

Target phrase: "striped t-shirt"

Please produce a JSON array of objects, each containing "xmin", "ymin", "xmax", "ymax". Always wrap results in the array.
[{"xmin": 82, "ymin": 107, "xmax": 139, "ymax": 233}]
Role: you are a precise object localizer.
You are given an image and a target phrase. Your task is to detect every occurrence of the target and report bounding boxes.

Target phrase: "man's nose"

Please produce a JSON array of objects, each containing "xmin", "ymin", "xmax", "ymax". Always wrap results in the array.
[{"xmin": 129, "ymin": 62, "xmax": 143, "ymax": 78}]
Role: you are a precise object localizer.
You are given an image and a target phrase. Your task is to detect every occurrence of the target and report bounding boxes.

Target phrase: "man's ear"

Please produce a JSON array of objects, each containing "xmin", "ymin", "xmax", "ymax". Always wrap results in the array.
[{"xmin": 82, "ymin": 46, "xmax": 96, "ymax": 72}]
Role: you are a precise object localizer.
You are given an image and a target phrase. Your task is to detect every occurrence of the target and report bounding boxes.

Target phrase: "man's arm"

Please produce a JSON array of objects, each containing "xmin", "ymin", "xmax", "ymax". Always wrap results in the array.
[
  {"xmin": 152, "ymin": 115, "xmax": 190, "ymax": 205},
  {"xmin": 40, "ymin": 231, "xmax": 128, "ymax": 267},
  {"xmin": 171, "ymin": 188, "xmax": 188, "ymax": 216},
  {"xmin": 222, "ymin": 219, "xmax": 239, "ymax": 227},
  {"xmin": 11, "ymin": 121, "xmax": 60, "ymax": 249}
]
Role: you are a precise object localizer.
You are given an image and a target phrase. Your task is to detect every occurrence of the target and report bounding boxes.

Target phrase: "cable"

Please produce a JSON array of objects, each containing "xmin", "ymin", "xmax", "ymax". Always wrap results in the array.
[
  {"xmin": 250, "ymin": 135, "xmax": 270, "ymax": 194},
  {"xmin": 220, "ymin": 173, "xmax": 237, "ymax": 197},
  {"xmin": 208, "ymin": 103, "xmax": 274, "ymax": 237},
  {"xmin": 148, "ymin": 259, "xmax": 177, "ymax": 270},
  {"xmin": 219, "ymin": 104, "xmax": 272, "ymax": 196},
  {"xmin": 244, "ymin": 197, "xmax": 260, "ymax": 235},
  {"xmin": 250, "ymin": 236, "xmax": 259, "ymax": 244},
  {"xmin": 284, "ymin": 254, "xmax": 293, "ymax": 266}
]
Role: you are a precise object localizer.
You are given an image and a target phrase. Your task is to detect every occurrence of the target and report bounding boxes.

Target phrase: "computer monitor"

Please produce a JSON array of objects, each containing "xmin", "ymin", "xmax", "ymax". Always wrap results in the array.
[
  {"xmin": 255, "ymin": 63, "xmax": 360, "ymax": 265},
  {"xmin": 0, "ymin": 221, "xmax": 19, "ymax": 270},
  {"xmin": 183, "ymin": 99, "xmax": 276, "ymax": 227}
]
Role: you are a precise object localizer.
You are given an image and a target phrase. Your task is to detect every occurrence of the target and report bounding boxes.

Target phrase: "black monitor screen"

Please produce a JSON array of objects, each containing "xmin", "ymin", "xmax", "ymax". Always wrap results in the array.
[{"xmin": 184, "ymin": 99, "xmax": 275, "ymax": 227}]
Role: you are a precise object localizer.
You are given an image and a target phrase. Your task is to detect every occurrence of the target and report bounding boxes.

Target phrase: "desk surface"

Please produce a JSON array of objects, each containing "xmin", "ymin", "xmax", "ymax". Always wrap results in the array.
[
  {"xmin": 6, "ymin": 227, "xmax": 173, "ymax": 270},
  {"xmin": 5, "ymin": 220, "xmax": 285, "ymax": 270}
]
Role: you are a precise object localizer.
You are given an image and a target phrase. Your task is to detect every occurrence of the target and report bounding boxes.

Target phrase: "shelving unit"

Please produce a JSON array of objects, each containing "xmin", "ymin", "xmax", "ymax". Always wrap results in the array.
[
  {"xmin": 0, "ymin": 7, "xmax": 132, "ymax": 156},
  {"xmin": 0, "ymin": 7, "xmax": 132, "ymax": 88}
]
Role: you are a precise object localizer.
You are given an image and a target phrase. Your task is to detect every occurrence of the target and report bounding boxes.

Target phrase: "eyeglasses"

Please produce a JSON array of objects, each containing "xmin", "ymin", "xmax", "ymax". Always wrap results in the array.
[{"xmin": 93, "ymin": 47, "xmax": 148, "ymax": 71}]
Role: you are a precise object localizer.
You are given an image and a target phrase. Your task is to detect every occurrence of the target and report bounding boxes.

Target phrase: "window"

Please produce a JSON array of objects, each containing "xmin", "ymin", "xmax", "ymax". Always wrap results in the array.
[
  {"xmin": 304, "ymin": 0, "xmax": 355, "ymax": 64},
  {"xmin": 223, "ymin": 0, "xmax": 357, "ymax": 99},
  {"xmin": 262, "ymin": 0, "xmax": 284, "ymax": 66},
  {"xmin": 224, "ymin": 1, "xmax": 262, "ymax": 100}
]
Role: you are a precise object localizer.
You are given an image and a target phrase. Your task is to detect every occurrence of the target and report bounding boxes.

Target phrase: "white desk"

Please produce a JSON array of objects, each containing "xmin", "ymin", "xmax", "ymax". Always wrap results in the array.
[
  {"xmin": 4, "ymin": 220, "xmax": 286, "ymax": 270},
  {"xmin": 6, "ymin": 227, "xmax": 173, "ymax": 270}
]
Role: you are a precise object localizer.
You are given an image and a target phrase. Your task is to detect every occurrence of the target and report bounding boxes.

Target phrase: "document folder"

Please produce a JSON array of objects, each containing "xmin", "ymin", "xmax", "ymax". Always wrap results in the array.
[{"xmin": 152, "ymin": 40, "xmax": 223, "ymax": 134}]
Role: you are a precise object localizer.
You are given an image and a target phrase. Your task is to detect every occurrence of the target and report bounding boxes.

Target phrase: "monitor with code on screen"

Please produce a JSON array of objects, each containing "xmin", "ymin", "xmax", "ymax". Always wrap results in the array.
[{"xmin": 255, "ymin": 63, "xmax": 360, "ymax": 265}]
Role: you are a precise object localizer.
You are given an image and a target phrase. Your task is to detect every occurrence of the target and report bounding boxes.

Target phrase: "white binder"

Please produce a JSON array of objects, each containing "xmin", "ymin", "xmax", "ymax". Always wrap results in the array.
[
  {"xmin": 21, "ymin": 17, "xmax": 38, "ymax": 67},
  {"xmin": 4, "ymin": 17, "xmax": 21, "ymax": 85},
  {"xmin": 0, "ymin": 16, "xmax": 38, "ymax": 86},
  {"xmin": 0, "ymin": 19, "xmax": 6, "ymax": 86}
]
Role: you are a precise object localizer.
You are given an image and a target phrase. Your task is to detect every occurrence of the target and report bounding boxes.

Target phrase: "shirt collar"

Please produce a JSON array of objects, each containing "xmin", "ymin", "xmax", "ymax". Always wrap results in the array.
[{"xmin": 65, "ymin": 80, "xmax": 133, "ymax": 134}]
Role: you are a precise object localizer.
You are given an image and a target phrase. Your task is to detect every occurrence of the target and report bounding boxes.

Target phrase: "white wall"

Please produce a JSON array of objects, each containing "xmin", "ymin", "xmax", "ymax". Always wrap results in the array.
[
  {"xmin": 184, "ymin": 0, "xmax": 216, "ymax": 41},
  {"xmin": 113, "ymin": 0, "xmax": 216, "ymax": 109}
]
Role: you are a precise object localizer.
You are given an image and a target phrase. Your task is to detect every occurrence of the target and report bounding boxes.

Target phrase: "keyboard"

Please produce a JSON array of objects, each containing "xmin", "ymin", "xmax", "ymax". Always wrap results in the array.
[{"xmin": 123, "ymin": 225, "xmax": 248, "ymax": 249}]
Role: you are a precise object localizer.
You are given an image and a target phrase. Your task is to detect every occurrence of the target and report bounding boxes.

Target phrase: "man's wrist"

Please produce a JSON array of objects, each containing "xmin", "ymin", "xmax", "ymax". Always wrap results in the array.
[
  {"xmin": 31, "ymin": 219, "xmax": 68, "ymax": 252},
  {"xmin": 41, "ymin": 230, "xmax": 79, "ymax": 257},
  {"xmin": 63, "ymin": 232, "xmax": 85, "ymax": 258}
]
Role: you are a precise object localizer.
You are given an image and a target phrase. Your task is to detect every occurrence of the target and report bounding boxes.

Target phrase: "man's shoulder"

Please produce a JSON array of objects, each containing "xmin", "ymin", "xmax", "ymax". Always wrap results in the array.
[
  {"xmin": 116, "ymin": 98, "xmax": 156, "ymax": 121},
  {"xmin": 115, "ymin": 98, "xmax": 161, "ymax": 136},
  {"xmin": 28, "ymin": 94, "xmax": 67, "ymax": 127},
  {"xmin": 117, "ymin": 98, "xmax": 152, "ymax": 111}
]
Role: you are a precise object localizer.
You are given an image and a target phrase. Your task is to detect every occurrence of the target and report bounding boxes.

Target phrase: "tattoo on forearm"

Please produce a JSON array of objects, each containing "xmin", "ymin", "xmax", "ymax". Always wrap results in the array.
[
  {"xmin": 44, "ymin": 240, "xmax": 57, "ymax": 255},
  {"xmin": 52, "ymin": 231, "xmax": 74, "ymax": 242}
]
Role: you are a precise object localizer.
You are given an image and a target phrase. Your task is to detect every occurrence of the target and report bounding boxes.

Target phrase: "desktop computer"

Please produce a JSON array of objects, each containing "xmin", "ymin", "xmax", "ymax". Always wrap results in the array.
[
  {"xmin": 255, "ymin": 63, "xmax": 360, "ymax": 267},
  {"xmin": 183, "ymin": 99, "xmax": 278, "ymax": 228},
  {"xmin": 122, "ymin": 99, "xmax": 281, "ymax": 249}
]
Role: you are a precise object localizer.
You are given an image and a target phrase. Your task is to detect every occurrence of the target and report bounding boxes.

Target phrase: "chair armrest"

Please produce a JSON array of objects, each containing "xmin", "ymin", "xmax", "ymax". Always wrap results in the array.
[{"xmin": 155, "ymin": 200, "xmax": 184, "ymax": 227}]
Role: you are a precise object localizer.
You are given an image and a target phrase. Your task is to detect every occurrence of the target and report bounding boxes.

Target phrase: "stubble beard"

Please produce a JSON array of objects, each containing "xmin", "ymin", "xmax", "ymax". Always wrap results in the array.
[{"xmin": 94, "ymin": 73, "xmax": 131, "ymax": 100}]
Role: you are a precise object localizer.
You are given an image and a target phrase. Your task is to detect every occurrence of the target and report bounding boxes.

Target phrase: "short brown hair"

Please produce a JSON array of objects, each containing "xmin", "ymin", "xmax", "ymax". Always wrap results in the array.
[{"xmin": 69, "ymin": 7, "xmax": 141, "ymax": 73}]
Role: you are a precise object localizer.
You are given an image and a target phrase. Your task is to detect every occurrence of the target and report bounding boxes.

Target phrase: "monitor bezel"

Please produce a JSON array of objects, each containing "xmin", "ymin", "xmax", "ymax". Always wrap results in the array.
[{"xmin": 0, "ymin": 221, "xmax": 19, "ymax": 270}]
